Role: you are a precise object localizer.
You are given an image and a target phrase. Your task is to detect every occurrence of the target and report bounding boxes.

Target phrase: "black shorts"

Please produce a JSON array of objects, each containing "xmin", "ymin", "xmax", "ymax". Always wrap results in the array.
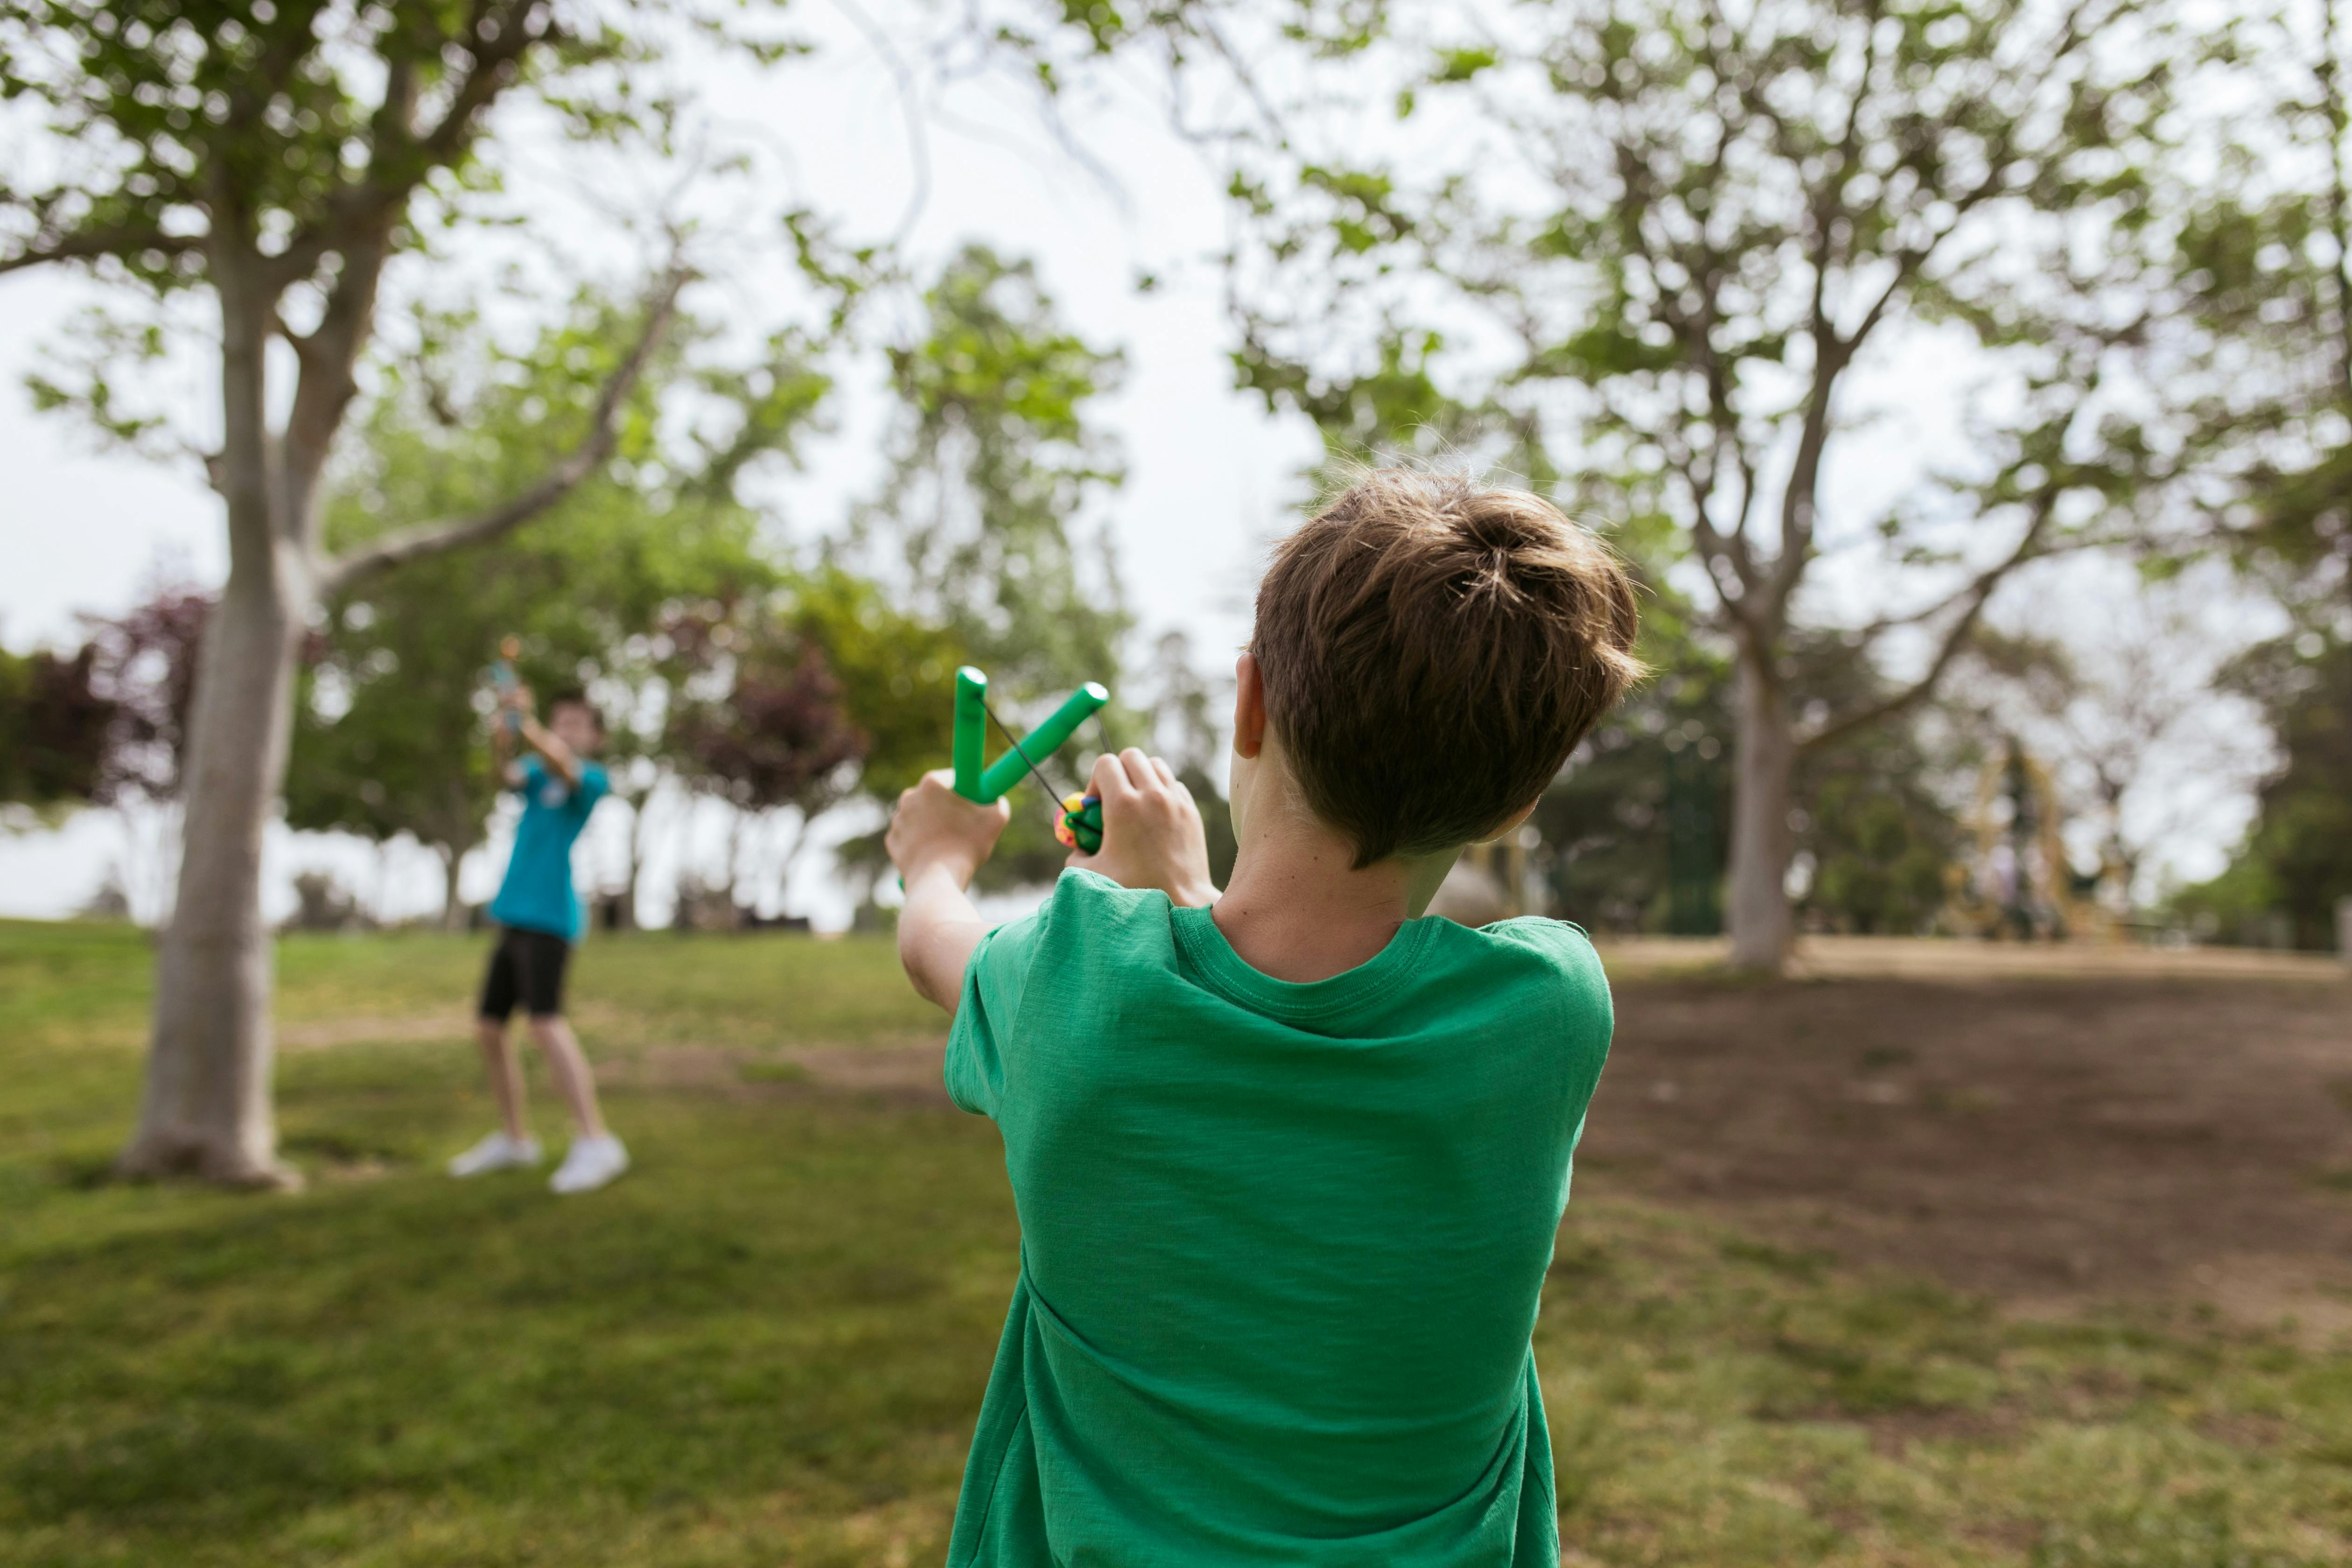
[{"xmin": 478, "ymin": 926, "xmax": 573, "ymax": 1020}]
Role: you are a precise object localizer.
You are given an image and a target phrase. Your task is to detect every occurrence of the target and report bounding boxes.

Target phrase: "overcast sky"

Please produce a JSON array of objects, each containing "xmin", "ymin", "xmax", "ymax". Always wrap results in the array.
[{"xmin": 0, "ymin": 3, "xmax": 2269, "ymax": 925}]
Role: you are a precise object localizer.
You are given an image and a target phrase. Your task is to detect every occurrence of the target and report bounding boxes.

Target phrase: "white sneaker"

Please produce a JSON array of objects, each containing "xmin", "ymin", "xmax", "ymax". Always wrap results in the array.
[
  {"xmin": 448, "ymin": 1131, "xmax": 542, "ymax": 1177},
  {"xmin": 549, "ymin": 1134, "xmax": 630, "ymax": 1195}
]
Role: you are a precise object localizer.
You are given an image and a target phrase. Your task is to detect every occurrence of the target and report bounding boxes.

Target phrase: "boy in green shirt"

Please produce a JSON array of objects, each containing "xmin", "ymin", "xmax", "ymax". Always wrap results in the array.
[{"xmin": 887, "ymin": 470, "xmax": 1642, "ymax": 1565}]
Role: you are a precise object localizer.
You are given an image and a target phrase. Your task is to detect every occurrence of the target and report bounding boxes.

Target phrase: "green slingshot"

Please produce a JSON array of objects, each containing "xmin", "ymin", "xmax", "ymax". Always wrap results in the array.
[{"xmin": 952, "ymin": 666, "xmax": 1110, "ymax": 804}]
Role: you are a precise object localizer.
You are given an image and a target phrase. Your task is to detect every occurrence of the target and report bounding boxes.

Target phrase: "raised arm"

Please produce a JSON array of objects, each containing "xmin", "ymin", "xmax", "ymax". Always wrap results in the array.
[
  {"xmin": 490, "ymin": 704, "xmax": 524, "ymax": 788},
  {"xmin": 498, "ymin": 684, "xmax": 582, "ymax": 788},
  {"xmin": 518, "ymin": 715, "xmax": 583, "ymax": 789},
  {"xmin": 885, "ymin": 770, "xmax": 1011, "ymax": 1010}
]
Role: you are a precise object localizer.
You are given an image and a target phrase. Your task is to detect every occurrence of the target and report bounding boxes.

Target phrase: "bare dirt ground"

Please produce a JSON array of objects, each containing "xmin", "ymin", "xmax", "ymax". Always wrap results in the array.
[
  {"xmin": 1583, "ymin": 947, "xmax": 2352, "ymax": 1335},
  {"xmin": 1601, "ymin": 933, "xmax": 2349, "ymax": 984}
]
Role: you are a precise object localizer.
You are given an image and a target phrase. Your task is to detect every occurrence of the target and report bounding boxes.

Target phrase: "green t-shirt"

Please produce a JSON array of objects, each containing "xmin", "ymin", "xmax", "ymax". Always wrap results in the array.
[{"xmin": 943, "ymin": 869, "xmax": 1614, "ymax": 1566}]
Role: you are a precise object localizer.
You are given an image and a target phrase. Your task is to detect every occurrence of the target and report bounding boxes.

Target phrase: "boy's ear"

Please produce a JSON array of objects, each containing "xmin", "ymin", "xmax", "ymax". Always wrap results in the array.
[{"xmin": 1232, "ymin": 651, "xmax": 1267, "ymax": 760}]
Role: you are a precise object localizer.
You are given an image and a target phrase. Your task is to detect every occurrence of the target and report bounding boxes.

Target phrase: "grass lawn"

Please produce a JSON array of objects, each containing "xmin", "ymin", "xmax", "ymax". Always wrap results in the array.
[{"xmin": 1, "ymin": 920, "xmax": 2346, "ymax": 1566}]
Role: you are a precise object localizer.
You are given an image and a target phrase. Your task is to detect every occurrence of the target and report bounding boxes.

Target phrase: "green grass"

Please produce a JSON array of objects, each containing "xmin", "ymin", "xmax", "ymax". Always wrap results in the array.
[{"xmin": 2, "ymin": 920, "xmax": 2348, "ymax": 1566}]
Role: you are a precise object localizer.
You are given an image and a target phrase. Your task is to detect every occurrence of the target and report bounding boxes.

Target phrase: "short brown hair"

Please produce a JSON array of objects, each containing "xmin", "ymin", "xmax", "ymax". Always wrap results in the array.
[
  {"xmin": 1251, "ymin": 469, "xmax": 1642, "ymax": 867},
  {"xmin": 547, "ymin": 689, "xmax": 606, "ymax": 735}
]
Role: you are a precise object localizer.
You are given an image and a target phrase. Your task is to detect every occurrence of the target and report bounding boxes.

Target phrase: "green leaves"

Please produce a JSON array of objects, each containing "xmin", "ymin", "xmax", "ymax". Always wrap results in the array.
[
  {"xmin": 785, "ymin": 567, "xmax": 966, "ymax": 805},
  {"xmin": 1532, "ymin": 323, "xmax": 1686, "ymax": 380},
  {"xmin": 1430, "ymin": 45, "xmax": 1497, "ymax": 84},
  {"xmin": 857, "ymin": 244, "xmax": 1128, "ymax": 708},
  {"xmin": 0, "ymin": 645, "xmax": 112, "ymax": 811},
  {"xmin": 1057, "ymin": 0, "xmax": 1132, "ymax": 52},
  {"xmin": 1298, "ymin": 163, "xmax": 1410, "ymax": 252}
]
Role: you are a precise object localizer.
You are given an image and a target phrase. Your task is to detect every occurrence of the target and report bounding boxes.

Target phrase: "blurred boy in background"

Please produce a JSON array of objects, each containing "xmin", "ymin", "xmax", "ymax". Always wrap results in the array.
[{"xmin": 447, "ymin": 684, "xmax": 629, "ymax": 1195}]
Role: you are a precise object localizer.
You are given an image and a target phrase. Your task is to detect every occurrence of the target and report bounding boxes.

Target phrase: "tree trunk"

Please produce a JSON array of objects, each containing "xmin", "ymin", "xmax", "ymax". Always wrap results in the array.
[
  {"xmin": 117, "ymin": 245, "xmax": 308, "ymax": 1189},
  {"xmin": 436, "ymin": 841, "xmax": 471, "ymax": 931},
  {"xmin": 1725, "ymin": 646, "xmax": 1797, "ymax": 974},
  {"xmin": 721, "ymin": 807, "xmax": 748, "ymax": 927},
  {"xmin": 117, "ymin": 557, "xmax": 307, "ymax": 1187},
  {"xmin": 615, "ymin": 793, "xmax": 648, "ymax": 931}
]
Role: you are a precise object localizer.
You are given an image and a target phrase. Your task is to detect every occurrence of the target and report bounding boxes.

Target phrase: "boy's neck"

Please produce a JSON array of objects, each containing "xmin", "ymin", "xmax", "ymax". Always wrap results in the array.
[{"xmin": 1212, "ymin": 767, "xmax": 1459, "ymax": 985}]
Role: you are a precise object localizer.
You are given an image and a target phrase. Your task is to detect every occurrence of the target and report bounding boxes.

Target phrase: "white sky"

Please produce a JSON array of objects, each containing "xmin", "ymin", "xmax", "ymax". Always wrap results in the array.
[{"xmin": 0, "ymin": 4, "xmax": 2272, "ymax": 927}]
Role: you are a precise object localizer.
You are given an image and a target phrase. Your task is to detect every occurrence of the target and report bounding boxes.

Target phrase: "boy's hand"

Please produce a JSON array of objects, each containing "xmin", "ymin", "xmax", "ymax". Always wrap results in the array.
[
  {"xmin": 888, "ymin": 770, "xmax": 1012, "ymax": 889},
  {"xmin": 1068, "ymin": 749, "xmax": 1218, "ymax": 908}
]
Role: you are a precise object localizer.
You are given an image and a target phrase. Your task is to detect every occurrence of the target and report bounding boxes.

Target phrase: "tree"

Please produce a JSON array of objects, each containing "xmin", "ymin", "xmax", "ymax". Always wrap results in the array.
[
  {"xmin": 1959, "ymin": 572, "xmax": 2268, "ymax": 910},
  {"xmin": 1782, "ymin": 637, "xmax": 1967, "ymax": 937},
  {"xmin": 0, "ymin": 642, "xmax": 112, "ymax": 808},
  {"xmin": 84, "ymin": 584, "xmax": 211, "ymax": 808},
  {"xmin": 663, "ymin": 597, "xmax": 867, "ymax": 918},
  {"xmin": 1535, "ymin": 596, "xmax": 1963, "ymax": 938},
  {"xmin": 2138, "ymin": 8, "xmax": 2352, "ymax": 946},
  {"xmin": 1226, "ymin": 0, "xmax": 2218, "ymax": 971},
  {"xmin": 2183, "ymin": 3, "xmax": 2352, "ymax": 610},
  {"xmin": 788, "ymin": 565, "xmax": 969, "ymax": 806},
  {"xmin": 2176, "ymin": 631, "xmax": 2352, "ymax": 949},
  {"xmin": 70, "ymin": 583, "xmax": 216, "ymax": 923},
  {"xmin": 1535, "ymin": 602, "xmax": 1735, "ymax": 935}
]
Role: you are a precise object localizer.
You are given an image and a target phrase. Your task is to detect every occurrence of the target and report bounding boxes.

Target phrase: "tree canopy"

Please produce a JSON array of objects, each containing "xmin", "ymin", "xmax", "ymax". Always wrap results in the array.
[
  {"xmin": 1224, "ymin": 0, "xmax": 2234, "ymax": 967},
  {"xmin": 0, "ymin": 644, "xmax": 111, "ymax": 810}
]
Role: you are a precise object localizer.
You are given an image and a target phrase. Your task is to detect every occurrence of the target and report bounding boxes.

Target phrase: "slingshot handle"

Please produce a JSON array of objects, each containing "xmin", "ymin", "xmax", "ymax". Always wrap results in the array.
[
  {"xmin": 952, "ymin": 666, "xmax": 989, "ymax": 801},
  {"xmin": 978, "ymin": 681, "xmax": 1110, "ymax": 804}
]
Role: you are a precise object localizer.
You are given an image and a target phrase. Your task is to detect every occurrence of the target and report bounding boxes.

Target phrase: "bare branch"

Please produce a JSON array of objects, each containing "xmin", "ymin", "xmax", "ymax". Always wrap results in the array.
[
  {"xmin": 1661, "ymin": 436, "xmax": 1767, "ymax": 630},
  {"xmin": 830, "ymin": 0, "xmax": 932, "ymax": 243},
  {"xmin": 1797, "ymin": 491, "xmax": 2064, "ymax": 753},
  {"xmin": 317, "ymin": 264, "xmax": 691, "ymax": 595},
  {"xmin": 278, "ymin": 223, "xmax": 395, "ymax": 543},
  {"xmin": 0, "ymin": 227, "xmax": 200, "ymax": 276},
  {"xmin": 1841, "ymin": 526, "xmax": 2133, "ymax": 645},
  {"xmin": 257, "ymin": 8, "xmax": 511, "ymax": 295}
]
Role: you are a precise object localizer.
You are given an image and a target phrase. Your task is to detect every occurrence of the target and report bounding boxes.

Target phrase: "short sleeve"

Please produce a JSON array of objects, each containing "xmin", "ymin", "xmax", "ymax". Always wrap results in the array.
[
  {"xmin": 515, "ymin": 756, "xmax": 546, "ymax": 795},
  {"xmin": 944, "ymin": 909, "xmax": 1050, "ymax": 1120},
  {"xmin": 575, "ymin": 762, "xmax": 610, "ymax": 812}
]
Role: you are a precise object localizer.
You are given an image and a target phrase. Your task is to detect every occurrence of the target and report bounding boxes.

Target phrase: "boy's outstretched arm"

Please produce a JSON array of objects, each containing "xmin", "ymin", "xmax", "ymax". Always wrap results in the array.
[
  {"xmin": 886, "ymin": 770, "xmax": 1012, "ymax": 1010},
  {"xmin": 493, "ymin": 682, "xmax": 583, "ymax": 787},
  {"xmin": 490, "ymin": 701, "xmax": 524, "ymax": 787}
]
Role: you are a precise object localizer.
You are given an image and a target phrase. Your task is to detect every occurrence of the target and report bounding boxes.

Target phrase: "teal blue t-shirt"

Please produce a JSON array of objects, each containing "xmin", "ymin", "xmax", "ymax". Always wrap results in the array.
[
  {"xmin": 943, "ymin": 869, "xmax": 1614, "ymax": 1566},
  {"xmin": 487, "ymin": 756, "xmax": 608, "ymax": 943}
]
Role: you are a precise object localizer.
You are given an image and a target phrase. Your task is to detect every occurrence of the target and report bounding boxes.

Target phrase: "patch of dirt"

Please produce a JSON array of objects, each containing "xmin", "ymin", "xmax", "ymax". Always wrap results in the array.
[
  {"xmin": 2189, "ymin": 1254, "xmax": 2352, "ymax": 1350},
  {"xmin": 1854, "ymin": 1405, "xmax": 2024, "ymax": 1458},
  {"xmin": 598, "ymin": 1043, "xmax": 951, "ymax": 1106},
  {"xmin": 783, "ymin": 1044, "xmax": 951, "ymax": 1099},
  {"xmin": 1585, "ymin": 977, "xmax": 2352, "ymax": 1320},
  {"xmin": 1769, "ymin": 1402, "xmax": 2026, "ymax": 1459},
  {"xmin": 2196, "ymin": 1410, "xmax": 2292, "ymax": 1449},
  {"xmin": 280, "ymin": 1014, "xmax": 473, "ymax": 1050},
  {"xmin": 1598, "ymin": 935, "xmax": 2349, "ymax": 985}
]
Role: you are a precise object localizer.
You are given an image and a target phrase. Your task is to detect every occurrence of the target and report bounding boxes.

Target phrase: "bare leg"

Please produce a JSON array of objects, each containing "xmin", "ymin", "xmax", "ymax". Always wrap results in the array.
[
  {"xmin": 526, "ymin": 1015, "xmax": 608, "ymax": 1140},
  {"xmin": 477, "ymin": 1017, "xmax": 529, "ymax": 1141}
]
